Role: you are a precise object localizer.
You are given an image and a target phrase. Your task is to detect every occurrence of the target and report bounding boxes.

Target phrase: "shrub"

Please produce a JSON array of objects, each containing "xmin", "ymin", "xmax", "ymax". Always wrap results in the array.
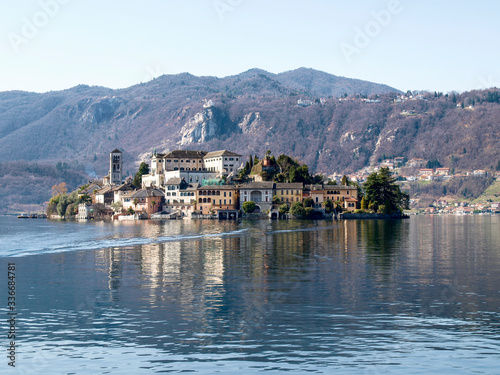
[{"xmin": 242, "ymin": 201, "xmax": 256, "ymax": 213}]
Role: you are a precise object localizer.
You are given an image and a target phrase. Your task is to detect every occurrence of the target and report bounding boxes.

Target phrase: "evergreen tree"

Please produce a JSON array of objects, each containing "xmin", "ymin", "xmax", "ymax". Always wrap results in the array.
[
  {"xmin": 360, "ymin": 196, "xmax": 368, "ymax": 210},
  {"xmin": 133, "ymin": 162, "xmax": 150, "ymax": 188},
  {"xmin": 363, "ymin": 167, "xmax": 409, "ymax": 214},
  {"xmin": 341, "ymin": 175, "xmax": 350, "ymax": 186}
]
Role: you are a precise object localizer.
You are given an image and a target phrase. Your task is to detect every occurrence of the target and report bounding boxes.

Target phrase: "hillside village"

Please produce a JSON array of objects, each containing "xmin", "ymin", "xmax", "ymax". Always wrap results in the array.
[
  {"xmin": 69, "ymin": 148, "xmax": 360, "ymax": 221},
  {"xmin": 339, "ymin": 157, "xmax": 500, "ymax": 214}
]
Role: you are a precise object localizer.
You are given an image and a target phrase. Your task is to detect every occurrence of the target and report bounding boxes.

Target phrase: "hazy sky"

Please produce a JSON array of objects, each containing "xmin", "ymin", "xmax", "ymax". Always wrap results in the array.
[{"xmin": 1, "ymin": 0, "xmax": 499, "ymax": 93}]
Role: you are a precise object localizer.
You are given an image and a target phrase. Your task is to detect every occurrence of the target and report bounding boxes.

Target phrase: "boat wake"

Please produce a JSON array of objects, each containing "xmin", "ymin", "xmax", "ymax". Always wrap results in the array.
[{"xmin": 3, "ymin": 228, "xmax": 249, "ymax": 258}]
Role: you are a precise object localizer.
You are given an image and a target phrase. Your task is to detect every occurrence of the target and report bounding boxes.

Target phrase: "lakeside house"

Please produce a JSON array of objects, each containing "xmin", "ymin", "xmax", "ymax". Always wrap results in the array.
[{"xmin": 197, "ymin": 185, "xmax": 239, "ymax": 217}]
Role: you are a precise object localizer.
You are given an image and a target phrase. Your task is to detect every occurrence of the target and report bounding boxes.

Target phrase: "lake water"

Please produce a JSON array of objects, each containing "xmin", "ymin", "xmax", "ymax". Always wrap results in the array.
[{"xmin": 0, "ymin": 215, "xmax": 499, "ymax": 374}]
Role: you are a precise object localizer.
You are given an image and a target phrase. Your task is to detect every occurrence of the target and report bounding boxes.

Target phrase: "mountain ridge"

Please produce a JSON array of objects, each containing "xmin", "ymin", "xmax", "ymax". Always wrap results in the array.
[{"xmin": 0, "ymin": 68, "xmax": 499, "ymax": 210}]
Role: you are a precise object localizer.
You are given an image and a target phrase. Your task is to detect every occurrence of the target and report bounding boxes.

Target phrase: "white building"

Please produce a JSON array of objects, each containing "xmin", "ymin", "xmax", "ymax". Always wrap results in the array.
[
  {"xmin": 163, "ymin": 178, "xmax": 199, "ymax": 217},
  {"xmin": 142, "ymin": 149, "xmax": 242, "ymax": 188},
  {"xmin": 239, "ymin": 181, "xmax": 274, "ymax": 213},
  {"xmin": 203, "ymin": 150, "xmax": 242, "ymax": 174}
]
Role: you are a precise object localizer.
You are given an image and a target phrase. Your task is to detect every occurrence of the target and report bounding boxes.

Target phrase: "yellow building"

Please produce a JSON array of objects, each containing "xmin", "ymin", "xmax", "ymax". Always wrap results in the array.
[
  {"xmin": 324, "ymin": 186, "xmax": 359, "ymax": 211},
  {"xmin": 275, "ymin": 183, "xmax": 303, "ymax": 204},
  {"xmin": 196, "ymin": 185, "xmax": 240, "ymax": 216}
]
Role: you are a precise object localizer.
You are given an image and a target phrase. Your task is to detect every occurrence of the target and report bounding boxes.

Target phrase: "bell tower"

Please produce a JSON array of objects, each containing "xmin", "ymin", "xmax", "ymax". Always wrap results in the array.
[{"xmin": 110, "ymin": 149, "xmax": 122, "ymax": 185}]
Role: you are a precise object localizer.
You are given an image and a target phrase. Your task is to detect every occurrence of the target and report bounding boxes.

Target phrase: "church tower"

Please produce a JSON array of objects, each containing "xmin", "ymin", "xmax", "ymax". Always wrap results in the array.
[{"xmin": 110, "ymin": 149, "xmax": 122, "ymax": 185}]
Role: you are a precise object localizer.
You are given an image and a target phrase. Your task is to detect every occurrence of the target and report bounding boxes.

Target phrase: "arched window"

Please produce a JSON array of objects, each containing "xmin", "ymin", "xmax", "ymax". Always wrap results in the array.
[
  {"xmin": 199, "ymin": 198, "xmax": 202, "ymax": 203},
  {"xmin": 203, "ymin": 198, "xmax": 207, "ymax": 203},
  {"xmin": 208, "ymin": 198, "xmax": 211, "ymax": 203}
]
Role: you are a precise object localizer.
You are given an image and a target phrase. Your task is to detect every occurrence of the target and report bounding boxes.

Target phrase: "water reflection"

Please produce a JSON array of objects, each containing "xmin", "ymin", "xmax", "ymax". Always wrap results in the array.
[{"xmin": 1, "ymin": 216, "xmax": 500, "ymax": 373}]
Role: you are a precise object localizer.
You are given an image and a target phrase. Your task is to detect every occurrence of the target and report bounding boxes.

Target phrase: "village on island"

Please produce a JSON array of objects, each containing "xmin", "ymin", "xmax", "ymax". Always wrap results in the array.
[
  {"xmin": 46, "ymin": 148, "xmax": 403, "ymax": 221},
  {"xmin": 41, "ymin": 144, "xmax": 500, "ymax": 221}
]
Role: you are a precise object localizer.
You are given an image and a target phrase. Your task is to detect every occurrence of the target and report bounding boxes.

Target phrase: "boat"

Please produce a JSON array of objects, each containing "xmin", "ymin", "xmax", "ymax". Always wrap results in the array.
[{"xmin": 17, "ymin": 213, "xmax": 29, "ymax": 218}]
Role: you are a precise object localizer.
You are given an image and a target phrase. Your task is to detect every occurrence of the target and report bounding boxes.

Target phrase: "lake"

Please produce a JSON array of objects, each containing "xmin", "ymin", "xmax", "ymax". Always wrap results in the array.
[{"xmin": 0, "ymin": 215, "xmax": 499, "ymax": 374}]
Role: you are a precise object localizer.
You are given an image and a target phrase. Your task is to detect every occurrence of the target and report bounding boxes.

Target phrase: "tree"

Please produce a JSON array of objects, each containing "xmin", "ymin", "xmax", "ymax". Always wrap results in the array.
[
  {"xmin": 290, "ymin": 201, "xmax": 305, "ymax": 217},
  {"xmin": 426, "ymin": 159, "xmax": 442, "ymax": 169},
  {"xmin": 272, "ymin": 195, "xmax": 281, "ymax": 204},
  {"xmin": 341, "ymin": 175, "xmax": 350, "ymax": 186},
  {"xmin": 326, "ymin": 179, "xmax": 337, "ymax": 185},
  {"xmin": 303, "ymin": 198, "xmax": 314, "ymax": 208},
  {"xmin": 334, "ymin": 200, "xmax": 343, "ymax": 213},
  {"xmin": 242, "ymin": 201, "xmax": 256, "ymax": 213},
  {"xmin": 79, "ymin": 194, "xmax": 91, "ymax": 204},
  {"xmin": 279, "ymin": 203, "xmax": 289, "ymax": 215},
  {"xmin": 133, "ymin": 162, "xmax": 150, "ymax": 188},
  {"xmin": 323, "ymin": 199, "xmax": 334, "ymax": 213},
  {"xmin": 360, "ymin": 196, "xmax": 368, "ymax": 210},
  {"xmin": 254, "ymin": 155, "xmax": 259, "ymax": 165},
  {"xmin": 363, "ymin": 167, "xmax": 409, "ymax": 214},
  {"xmin": 111, "ymin": 201, "xmax": 123, "ymax": 212},
  {"xmin": 52, "ymin": 182, "xmax": 68, "ymax": 196},
  {"xmin": 56, "ymin": 194, "xmax": 69, "ymax": 216}
]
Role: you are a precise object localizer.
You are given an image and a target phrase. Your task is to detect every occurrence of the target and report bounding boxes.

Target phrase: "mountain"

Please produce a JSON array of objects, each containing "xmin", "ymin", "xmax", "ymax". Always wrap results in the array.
[
  {"xmin": 275, "ymin": 67, "xmax": 398, "ymax": 97},
  {"xmin": 0, "ymin": 68, "xmax": 499, "ymax": 211}
]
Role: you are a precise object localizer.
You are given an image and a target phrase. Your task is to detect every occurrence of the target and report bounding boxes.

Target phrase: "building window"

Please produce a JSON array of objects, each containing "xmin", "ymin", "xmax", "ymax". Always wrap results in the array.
[{"xmin": 224, "ymin": 192, "xmax": 227, "ymax": 197}]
